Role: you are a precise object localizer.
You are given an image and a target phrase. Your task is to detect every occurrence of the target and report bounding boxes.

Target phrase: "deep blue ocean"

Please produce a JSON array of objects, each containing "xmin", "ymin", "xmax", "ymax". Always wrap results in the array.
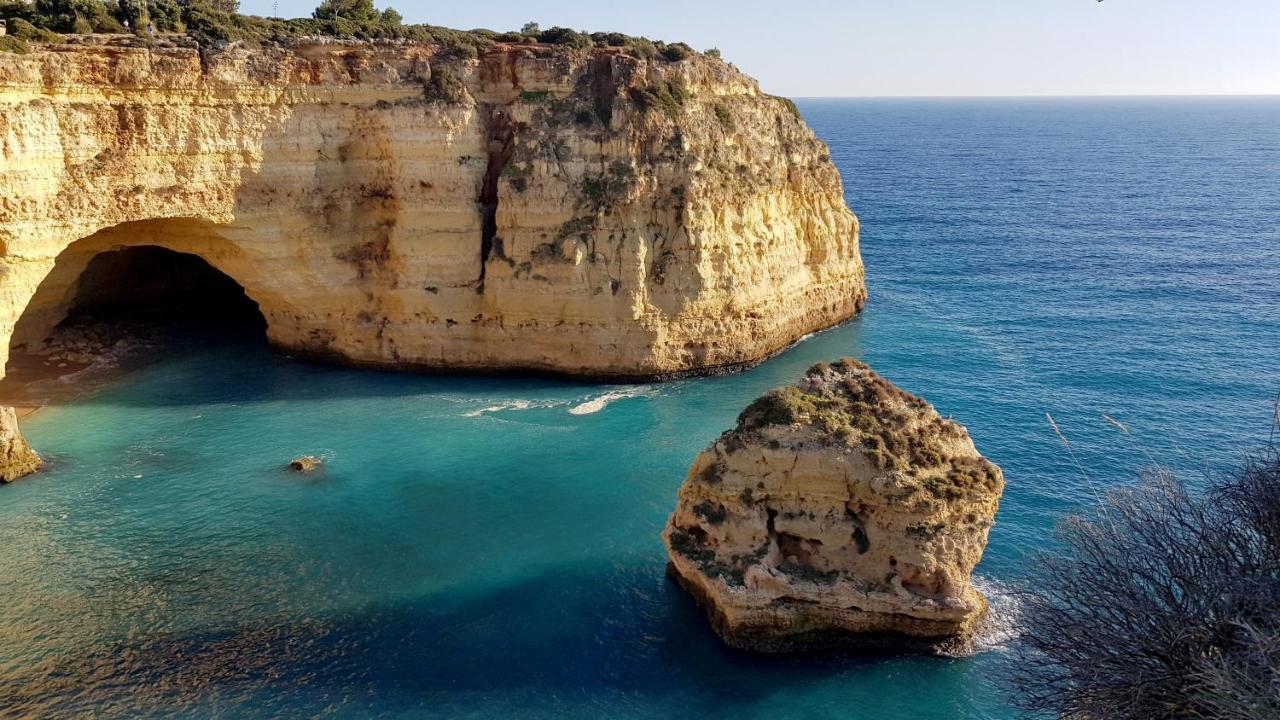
[{"xmin": 2, "ymin": 98, "xmax": 1278, "ymax": 718}]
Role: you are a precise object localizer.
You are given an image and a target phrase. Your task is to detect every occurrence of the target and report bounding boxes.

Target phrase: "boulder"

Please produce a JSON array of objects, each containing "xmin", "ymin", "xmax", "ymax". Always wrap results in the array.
[{"xmin": 288, "ymin": 456, "xmax": 323, "ymax": 473}]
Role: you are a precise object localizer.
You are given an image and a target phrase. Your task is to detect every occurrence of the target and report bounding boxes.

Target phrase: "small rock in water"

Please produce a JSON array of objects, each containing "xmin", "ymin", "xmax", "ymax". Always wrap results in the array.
[{"xmin": 288, "ymin": 456, "xmax": 323, "ymax": 473}]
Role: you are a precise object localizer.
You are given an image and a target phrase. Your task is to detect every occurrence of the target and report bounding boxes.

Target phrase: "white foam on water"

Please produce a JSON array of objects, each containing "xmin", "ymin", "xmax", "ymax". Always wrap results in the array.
[
  {"xmin": 462, "ymin": 400, "xmax": 534, "ymax": 417},
  {"xmin": 567, "ymin": 388, "xmax": 652, "ymax": 415},
  {"xmin": 938, "ymin": 575, "xmax": 1025, "ymax": 657}
]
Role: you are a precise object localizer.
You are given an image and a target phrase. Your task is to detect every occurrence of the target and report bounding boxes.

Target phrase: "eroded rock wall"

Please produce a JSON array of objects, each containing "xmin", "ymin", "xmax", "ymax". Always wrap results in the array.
[
  {"xmin": 0, "ymin": 40, "xmax": 864, "ymax": 380},
  {"xmin": 0, "ymin": 406, "xmax": 40, "ymax": 482},
  {"xmin": 664, "ymin": 359, "xmax": 1004, "ymax": 652}
]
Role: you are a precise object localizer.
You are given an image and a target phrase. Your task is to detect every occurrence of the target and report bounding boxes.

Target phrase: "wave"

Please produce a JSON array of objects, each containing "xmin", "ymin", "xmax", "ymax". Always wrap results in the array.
[
  {"xmin": 462, "ymin": 400, "xmax": 534, "ymax": 417},
  {"xmin": 938, "ymin": 575, "xmax": 1024, "ymax": 657},
  {"xmin": 568, "ymin": 388, "xmax": 652, "ymax": 415}
]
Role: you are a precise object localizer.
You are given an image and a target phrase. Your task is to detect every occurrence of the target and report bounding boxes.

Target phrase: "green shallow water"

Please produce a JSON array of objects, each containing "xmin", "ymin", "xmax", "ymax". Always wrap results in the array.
[{"xmin": 1, "ymin": 97, "xmax": 1278, "ymax": 718}]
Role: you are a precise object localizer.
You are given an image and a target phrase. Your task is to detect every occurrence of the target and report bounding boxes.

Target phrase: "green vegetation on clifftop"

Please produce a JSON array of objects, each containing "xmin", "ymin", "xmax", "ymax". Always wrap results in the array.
[
  {"xmin": 0, "ymin": 0, "xmax": 717, "ymax": 59},
  {"xmin": 734, "ymin": 359, "xmax": 1003, "ymax": 499}
]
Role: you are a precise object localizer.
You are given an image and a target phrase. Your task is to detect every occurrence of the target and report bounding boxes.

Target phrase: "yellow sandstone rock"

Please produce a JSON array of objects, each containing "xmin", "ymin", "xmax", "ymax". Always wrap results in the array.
[
  {"xmin": 664, "ymin": 359, "xmax": 1004, "ymax": 652},
  {"xmin": 0, "ymin": 40, "xmax": 864, "ymax": 380},
  {"xmin": 288, "ymin": 455, "xmax": 323, "ymax": 473},
  {"xmin": 0, "ymin": 406, "xmax": 40, "ymax": 483}
]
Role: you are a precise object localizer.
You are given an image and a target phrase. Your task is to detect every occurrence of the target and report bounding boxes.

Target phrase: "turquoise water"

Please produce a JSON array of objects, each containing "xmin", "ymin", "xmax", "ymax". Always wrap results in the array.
[{"xmin": 3, "ymin": 98, "xmax": 1279, "ymax": 718}]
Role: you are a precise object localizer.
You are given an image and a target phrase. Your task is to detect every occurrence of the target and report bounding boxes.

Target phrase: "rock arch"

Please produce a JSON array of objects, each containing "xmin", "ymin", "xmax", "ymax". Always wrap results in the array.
[
  {"xmin": 4, "ymin": 218, "xmax": 279, "ymax": 376},
  {"xmin": 0, "ymin": 42, "xmax": 866, "ymax": 381}
]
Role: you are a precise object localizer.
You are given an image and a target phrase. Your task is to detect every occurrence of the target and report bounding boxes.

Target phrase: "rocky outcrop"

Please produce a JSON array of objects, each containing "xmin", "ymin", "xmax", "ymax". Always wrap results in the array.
[
  {"xmin": 288, "ymin": 456, "xmax": 322, "ymax": 473},
  {"xmin": 663, "ymin": 359, "xmax": 1003, "ymax": 652},
  {"xmin": 0, "ymin": 38, "xmax": 864, "ymax": 381},
  {"xmin": 0, "ymin": 406, "xmax": 40, "ymax": 482}
]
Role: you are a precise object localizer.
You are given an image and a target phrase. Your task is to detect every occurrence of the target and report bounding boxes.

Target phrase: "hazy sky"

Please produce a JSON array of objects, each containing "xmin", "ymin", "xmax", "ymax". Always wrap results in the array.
[{"xmin": 240, "ymin": 0, "xmax": 1280, "ymax": 97}]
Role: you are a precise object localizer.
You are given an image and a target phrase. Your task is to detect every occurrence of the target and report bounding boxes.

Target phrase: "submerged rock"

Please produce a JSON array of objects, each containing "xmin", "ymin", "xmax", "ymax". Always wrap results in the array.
[
  {"xmin": 288, "ymin": 456, "xmax": 323, "ymax": 473},
  {"xmin": 663, "ymin": 359, "xmax": 1004, "ymax": 653},
  {"xmin": 0, "ymin": 406, "xmax": 41, "ymax": 483}
]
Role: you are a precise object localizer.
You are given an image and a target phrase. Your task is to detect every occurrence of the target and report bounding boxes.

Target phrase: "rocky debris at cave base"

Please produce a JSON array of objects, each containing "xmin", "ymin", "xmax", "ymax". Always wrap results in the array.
[
  {"xmin": 288, "ymin": 456, "xmax": 323, "ymax": 473},
  {"xmin": 663, "ymin": 358, "xmax": 1005, "ymax": 653},
  {"xmin": 0, "ymin": 406, "xmax": 41, "ymax": 483},
  {"xmin": 34, "ymin": 322, "xmax": 160, "ymax": 368}
]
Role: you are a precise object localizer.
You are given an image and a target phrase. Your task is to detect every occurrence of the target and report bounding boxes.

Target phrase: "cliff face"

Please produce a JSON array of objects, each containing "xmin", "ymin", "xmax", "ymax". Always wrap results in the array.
[
  {"xmin": 664, "ymin": 359, "xmax": 1003, "ymax": 652},
  {"xmin": 0, "ymin": 39, "xmax": 864, "ymax": 380},
  {"xmin": 0, "ymin": 406, "xmax": 40, "ymax": 482}
]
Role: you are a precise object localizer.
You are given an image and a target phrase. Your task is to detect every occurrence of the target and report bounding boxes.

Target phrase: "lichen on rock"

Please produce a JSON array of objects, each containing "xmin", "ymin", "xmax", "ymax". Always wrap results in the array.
[
  {"xmin": 0, "ymin": 406, "xmax": 41, "ymax": 483},
  {"xmin": 663, "ymin": 358, "xmax": 1004, "ymax": 652}
]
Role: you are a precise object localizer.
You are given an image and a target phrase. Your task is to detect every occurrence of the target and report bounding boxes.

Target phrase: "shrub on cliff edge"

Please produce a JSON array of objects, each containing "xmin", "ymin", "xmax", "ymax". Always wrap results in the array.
[
  {"xmin": 0, "ymin": 16, "xmax": 63, "ymax": 52},
  {"xmin": 0, "ymin": 0, "xmax": 119, "ymax": 34},
  {"xmin": 0, "ymin": 0, "xmax": 715, "ymax": 61},
  {"xmin": 1007, "ymin": 447, "xmax": 1280, "ymax": 720}
]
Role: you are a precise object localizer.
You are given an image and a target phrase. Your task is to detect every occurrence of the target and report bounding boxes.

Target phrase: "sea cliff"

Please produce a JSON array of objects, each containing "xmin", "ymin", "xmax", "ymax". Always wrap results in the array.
[{"xmin": 0, "ymin": 38, "xmax": 864, "ymax": 381}]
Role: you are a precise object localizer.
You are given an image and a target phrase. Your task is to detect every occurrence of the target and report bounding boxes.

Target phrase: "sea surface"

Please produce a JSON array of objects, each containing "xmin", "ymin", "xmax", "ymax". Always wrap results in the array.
[{"xmin": 2, "ymin": 97, "xmax": 1278, "ymax": 718}]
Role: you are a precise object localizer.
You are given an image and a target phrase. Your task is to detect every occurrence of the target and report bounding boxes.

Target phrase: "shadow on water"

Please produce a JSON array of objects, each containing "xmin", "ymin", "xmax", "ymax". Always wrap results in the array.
[
  {"xmin": 0, "ymin": 332, "xmax": 600, "ymax": 409},
  {"xmin": 5, "ymin": 314, "xmax": 873, "ymax": 411},
  {"xmin": 0, "ymin": 562, "xmax": 952, "ymax": 717}
]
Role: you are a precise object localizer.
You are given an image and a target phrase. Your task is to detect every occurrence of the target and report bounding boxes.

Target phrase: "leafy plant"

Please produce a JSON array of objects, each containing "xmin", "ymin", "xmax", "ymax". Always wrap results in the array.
[
  {"xmin": 629, "ymin": 79, "xmax": 689, "ymax": 117},
  {"xmin": 423, "ymin": 66, "xmax": 466, "ymax": 103},
  {"xmin": 659, "ymin": 41, "xmax": 694, "ymax": 61}
]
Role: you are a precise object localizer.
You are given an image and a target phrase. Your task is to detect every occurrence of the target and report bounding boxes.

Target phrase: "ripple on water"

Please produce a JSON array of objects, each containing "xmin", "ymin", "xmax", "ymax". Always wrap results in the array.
[{"xmin": 2, "ymin": 97, "xmax": 1279, "ymax": 719}]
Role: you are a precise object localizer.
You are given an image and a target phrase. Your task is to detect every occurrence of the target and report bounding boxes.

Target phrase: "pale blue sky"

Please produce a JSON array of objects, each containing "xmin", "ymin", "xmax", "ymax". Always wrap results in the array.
[{"xmin": 240, "ymin": 1, "xmax": 1280, "ymax": 97}]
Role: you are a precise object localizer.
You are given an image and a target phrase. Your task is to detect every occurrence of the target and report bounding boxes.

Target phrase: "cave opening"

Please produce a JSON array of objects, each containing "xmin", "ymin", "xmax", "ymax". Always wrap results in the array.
[
  {"xmin": 59, "ymin": 246, "xmax": 267, "ymax": 337},
  {"xmin": 1, "ymin": 245, "xmax": 268, "ymax": 401}
]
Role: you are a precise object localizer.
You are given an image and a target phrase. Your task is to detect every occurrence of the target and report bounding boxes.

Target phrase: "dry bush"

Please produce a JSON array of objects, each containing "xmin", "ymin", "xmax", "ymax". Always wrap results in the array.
[{"xmin": 1007, "ymin": 448, "xmax": 1280, "ymax": 719}]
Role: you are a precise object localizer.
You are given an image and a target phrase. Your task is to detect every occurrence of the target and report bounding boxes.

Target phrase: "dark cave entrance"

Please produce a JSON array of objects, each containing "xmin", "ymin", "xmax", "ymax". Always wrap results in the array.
[
  {"xmin": 59, "ymin": 246, "xmax": 267, "ymax": 337},
  {"xmin": 1, "ymin": 244, "xmax": 271, "ymax": 405}
]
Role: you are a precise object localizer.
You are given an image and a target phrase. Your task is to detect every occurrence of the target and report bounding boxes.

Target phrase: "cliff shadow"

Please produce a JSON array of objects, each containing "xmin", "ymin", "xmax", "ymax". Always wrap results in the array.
[{"xmin": 0, "ymin": 562, "xmax": 944, "ymax": 717}]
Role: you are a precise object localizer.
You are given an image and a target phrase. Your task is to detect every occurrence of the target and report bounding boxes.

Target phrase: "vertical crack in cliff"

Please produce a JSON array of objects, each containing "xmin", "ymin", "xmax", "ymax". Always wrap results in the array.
[
  {"xmin": 589, "ymin": 55, "xmax": 617, "ymax": 129},
  {"xmin": 477, "ymin": 105, "xmax": 516, "ymax": 293}
]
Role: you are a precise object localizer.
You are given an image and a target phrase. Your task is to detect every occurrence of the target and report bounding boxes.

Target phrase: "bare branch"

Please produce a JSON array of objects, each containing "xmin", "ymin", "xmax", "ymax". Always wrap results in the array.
[{"xmin": 1005, "ymin": 450, "xmax": 1280, "ymax": 719}]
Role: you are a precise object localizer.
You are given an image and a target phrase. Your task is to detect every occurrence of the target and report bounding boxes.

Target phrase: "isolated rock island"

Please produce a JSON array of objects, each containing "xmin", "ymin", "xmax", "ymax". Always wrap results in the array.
[
  {"xmin": 0, "ymin": 37, "xmax": 864, "ymax": 383},
  {"xmin": 664, "ymin": 359, "xmax": 1004, "ymax": 652}
]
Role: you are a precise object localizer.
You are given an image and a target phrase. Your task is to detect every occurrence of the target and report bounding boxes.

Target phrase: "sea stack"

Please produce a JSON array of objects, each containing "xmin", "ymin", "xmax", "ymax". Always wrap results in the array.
[
  {"xmin": 663, "ymin": 359, "xmax": 1004, "ymax": 652},
  {"xmin": 0, "ymin": 406, "xmax": 41, "ymax": 483}
]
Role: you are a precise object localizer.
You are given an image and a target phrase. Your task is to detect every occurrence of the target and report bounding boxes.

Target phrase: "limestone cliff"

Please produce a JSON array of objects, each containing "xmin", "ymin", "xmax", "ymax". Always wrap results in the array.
[
  {"xmin": 0, "ymin": 38, "xmax": 864, "ymax": 381},
  {"xmin": 664, "ymin": 359, "xmax": 1004, "ymax": 652},
  {"xmin": 0, "ymin": 406, "xmax": 40, "ymax": 482}
]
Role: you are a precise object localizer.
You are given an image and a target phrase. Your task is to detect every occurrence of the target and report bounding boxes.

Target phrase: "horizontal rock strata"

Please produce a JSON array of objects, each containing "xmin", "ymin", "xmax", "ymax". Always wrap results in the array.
[
  {"xmin": 664, "ymin": 359, "xmax": 1004, "ymax": 652},
  {"xmin": 0, "ymin": 406, "xmax": 40, "ymax": 483},
  {"xmin": 0, "ymin": 39, "xmax": 864, "ymax": 381}
]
